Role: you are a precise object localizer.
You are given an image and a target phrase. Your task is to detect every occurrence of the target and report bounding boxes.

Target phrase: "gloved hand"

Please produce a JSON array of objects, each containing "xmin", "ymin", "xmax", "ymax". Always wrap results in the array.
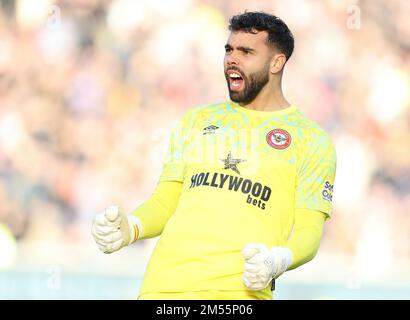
[
  {"xmin": 242, "ymin": 243, "xmax": 293, "ymax": 291},
  {"xmin": 91, "ymin": 205, "xmax": 140, "ymax": 254}
]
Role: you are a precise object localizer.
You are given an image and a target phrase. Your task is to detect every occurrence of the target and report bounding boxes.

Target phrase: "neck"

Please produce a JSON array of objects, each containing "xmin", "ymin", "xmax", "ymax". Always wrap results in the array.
[{"xmin": 239, "ymin": 77, "xmax": 291, "ymax": 111}]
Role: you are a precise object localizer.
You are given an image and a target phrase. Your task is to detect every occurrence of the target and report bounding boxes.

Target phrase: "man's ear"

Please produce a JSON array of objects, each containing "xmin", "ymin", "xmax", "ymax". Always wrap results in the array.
[{"xmin": 270, "ymin": 53, "xmax": 287, "ymax": 74}]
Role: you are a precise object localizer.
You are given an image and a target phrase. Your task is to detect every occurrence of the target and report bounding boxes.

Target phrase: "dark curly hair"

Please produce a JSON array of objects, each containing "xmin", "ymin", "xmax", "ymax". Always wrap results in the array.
[{"xmin": 229, "ymin": 11, "xmax": 294, "ymax": 61}]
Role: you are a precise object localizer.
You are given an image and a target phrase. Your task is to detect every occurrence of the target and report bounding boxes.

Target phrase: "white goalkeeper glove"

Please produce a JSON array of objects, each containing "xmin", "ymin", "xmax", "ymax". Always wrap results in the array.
[
  {"xmin": 242, "ymin": 243, "xmax": 293, "ymax": 291},
  {"xmin": 91, "ymin": 205, "xmax": 142, "ymax": 254}
]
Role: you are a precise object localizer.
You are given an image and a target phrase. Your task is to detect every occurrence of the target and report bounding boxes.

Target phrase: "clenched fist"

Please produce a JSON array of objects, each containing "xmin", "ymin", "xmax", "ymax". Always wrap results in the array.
[
  {"xmin": 91, "ymin": 206, "xmax": 139, "ymax": 254},
  {"xmin": 242, "ymin": 243, "xmax": 293, "ymax": 291}
]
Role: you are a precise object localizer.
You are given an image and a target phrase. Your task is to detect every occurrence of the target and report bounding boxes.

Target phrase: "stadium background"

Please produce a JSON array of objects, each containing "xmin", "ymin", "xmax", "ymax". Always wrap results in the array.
[{"xmin": 0, "ymin": 0, "xmax": 409, "ymax": 299}]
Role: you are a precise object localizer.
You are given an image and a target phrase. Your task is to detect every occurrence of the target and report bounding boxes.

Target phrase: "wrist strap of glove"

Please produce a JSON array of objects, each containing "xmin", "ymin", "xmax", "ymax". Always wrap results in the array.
[
  {"xmin": 270, "ymin": 247, "xmax": 293, "ymax": 280},
  {"xmin": 127, "ymin": 215, "xmax": 143, "ymax": 244}
]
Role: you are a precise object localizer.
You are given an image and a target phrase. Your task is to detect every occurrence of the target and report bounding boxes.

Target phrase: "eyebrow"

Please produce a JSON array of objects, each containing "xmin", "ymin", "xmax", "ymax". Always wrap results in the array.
[{"xmin": 225, "ymin": 44, "xmax": 256, "ymax": 53}]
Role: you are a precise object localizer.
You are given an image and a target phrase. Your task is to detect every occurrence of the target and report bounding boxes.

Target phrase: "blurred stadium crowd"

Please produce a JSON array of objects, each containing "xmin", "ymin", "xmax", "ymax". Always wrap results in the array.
[{"xmin": 0, "ymin": 0, "xmax": 409, "ymax": 282}]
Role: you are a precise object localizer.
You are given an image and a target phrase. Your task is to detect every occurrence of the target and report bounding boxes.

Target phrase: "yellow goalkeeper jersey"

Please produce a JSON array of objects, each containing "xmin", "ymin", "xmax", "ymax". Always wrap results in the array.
[{"xmin": 138, "ymin": 102, "xmax": 336, "ymax": 299}]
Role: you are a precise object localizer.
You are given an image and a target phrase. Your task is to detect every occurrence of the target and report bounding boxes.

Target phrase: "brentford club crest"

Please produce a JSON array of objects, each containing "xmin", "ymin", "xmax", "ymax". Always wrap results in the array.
[{"xmin": 266, "ymin": 129, "xmax": 292, "ymax": 149}]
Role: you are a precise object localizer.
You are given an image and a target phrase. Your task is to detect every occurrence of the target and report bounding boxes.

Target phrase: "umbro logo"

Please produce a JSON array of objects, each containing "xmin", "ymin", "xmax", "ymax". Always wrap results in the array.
[{"xmin": 203, "ymin": 125, "xmax": 219, "ymax": 135}]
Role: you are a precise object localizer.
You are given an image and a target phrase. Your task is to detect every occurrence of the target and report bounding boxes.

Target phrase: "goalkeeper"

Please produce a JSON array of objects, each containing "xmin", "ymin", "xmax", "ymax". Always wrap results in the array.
[{"xmin": 92, "ymin": 12, "xmax": 337, "ymax": 300}]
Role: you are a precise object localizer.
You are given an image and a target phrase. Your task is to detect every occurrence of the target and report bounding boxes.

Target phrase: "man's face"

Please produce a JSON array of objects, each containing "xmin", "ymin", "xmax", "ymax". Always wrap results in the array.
[{"xmin": 224, "ymin": 30, "xmax": 272, "ymax": 104}]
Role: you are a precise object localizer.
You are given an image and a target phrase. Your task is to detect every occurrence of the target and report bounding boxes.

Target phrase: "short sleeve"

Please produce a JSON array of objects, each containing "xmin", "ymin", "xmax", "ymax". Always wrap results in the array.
[
  {"xmin": 295, "ymin": 132, "xmax": 337, "ymax": 218},
  {"xmin": 159, "ymin": 119, "xmax": 186, "ymax": 183}
]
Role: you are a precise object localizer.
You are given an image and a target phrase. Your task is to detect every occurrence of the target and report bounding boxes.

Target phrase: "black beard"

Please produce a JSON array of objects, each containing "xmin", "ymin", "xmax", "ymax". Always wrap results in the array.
[{"xmin": 227, "ymin": 64, "xmax": 270, "ymax": 105}]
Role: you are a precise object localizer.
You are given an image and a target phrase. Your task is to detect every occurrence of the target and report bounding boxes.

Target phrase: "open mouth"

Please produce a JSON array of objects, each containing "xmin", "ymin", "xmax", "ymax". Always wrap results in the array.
[{"xmin": 227, "ymin": 70, "xmax": 244, "ymax": 92}]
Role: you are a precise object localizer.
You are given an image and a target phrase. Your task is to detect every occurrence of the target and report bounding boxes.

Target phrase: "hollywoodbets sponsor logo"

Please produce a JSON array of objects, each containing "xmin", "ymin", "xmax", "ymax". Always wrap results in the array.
[
  {"xmin": 322, "ymin": 181, "xmax": 333, "ymax": 202},
  {"xmin": 189, "ymin": 172, "xmax": 271, "ymax": 210}
]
